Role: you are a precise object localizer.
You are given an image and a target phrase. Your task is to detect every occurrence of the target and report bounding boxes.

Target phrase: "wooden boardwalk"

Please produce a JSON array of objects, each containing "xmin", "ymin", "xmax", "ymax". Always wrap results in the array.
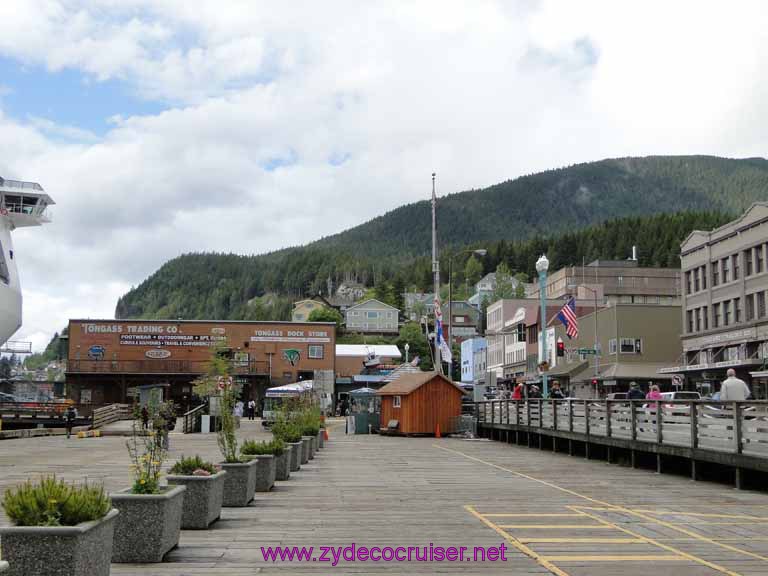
[{"xmin": 2, "ymin": 419, "xmax": 768, "ymax": 574}]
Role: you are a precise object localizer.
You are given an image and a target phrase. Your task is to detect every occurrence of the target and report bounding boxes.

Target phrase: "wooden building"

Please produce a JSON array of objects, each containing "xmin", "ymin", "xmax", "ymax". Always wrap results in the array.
[{"xmin": 376, "ymin": 372, "xmax": 466, "ymax": 435}]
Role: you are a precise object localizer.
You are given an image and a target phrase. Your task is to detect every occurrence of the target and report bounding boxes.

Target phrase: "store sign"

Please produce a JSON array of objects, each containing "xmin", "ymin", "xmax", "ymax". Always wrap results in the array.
[
  {"xmin": 251, "ymin": 329, "xmax": 330, "ymax": 343},
  {"xmin": 684, "ymin": 327, "xmax": 757, "ymax": 350},
  {"xmin": 145, "ymin": 349, "xmax": 171, "ymax": 359},
  {"xmin": 120, "ymin": 334, "xmax": 226, "ymax": 347},
  {"xmin": 283, "ymin": 349, "xmax": 301, "ymax": 366}
]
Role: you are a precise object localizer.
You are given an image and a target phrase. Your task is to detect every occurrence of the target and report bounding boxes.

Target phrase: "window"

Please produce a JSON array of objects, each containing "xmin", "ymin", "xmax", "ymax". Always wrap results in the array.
[
  {"xmin": 367, "ymin": 311, "xmax": 378, "ymax": 319},
  {"xmin": 620, "ymin": 338, "xmax": 639, "ymax": 353},
  {"xmin": 695, "ymin": 308, "xmax": 701, "ymax": 332},
  {"xmin": 759, "ymin": 292, "xmax": 766, "ymax": 318},
  {"xmin": 703, "ymin": 305, "xmax": 709, "ymax": 330},
  {"xmin": 713, "ymin": 303, "xmax": 721, "ymax": 328},
  {"xmin": 723, "ymin": 300, "xmax": 731, "ymax": 326},
  {"xmin": 701, "ymin": 265, "xmax": 707, "ymax": 289},
  {"xmin": 693, "ymin": 269, "xmax": 700, "ymax": 292},
  {"xmin": 308, "ymin": 345, "xmax": 324, "ymax": 359},
  {"xmin": 732, "ymin": 254, "xmax": 740, "ymax": 280},
  {"xmin": 712, "ymin": 263, "xmax": 719, "ymax": 286},
  {"xmin": 745, "ymin": 249, "xmax": 754, "ymax": 276},
  {"xmin": 687, "ymin": 310, "xmax": 694, "ymax": 333},
  {"xmin": 734, "ymin": 298, "xmax": 742, "ymax": 323},
  {"xmin": 758, "ymin": 245, "xmax": 764, "ymax": 274},
  {"xmin": 609, "ymin": 338, "xmax": 618, "ymax": 354},
  {"xmin": 393, "ymin": 395, "xmax": 401, "ymax": 408},
  {"xmin": 722, "ymin": 258, "xmax": 730, "ymax": 283},
  {"xmin": 387, "ymin": 311, "xmax": 393, "ymax": 318},
  {"xmin": 685, "ymin": 271, "xmax": 692, "ymax": 294},
  {"xmin": 747, "ymin": 294, "xmax": 755, "ymax": 321}
]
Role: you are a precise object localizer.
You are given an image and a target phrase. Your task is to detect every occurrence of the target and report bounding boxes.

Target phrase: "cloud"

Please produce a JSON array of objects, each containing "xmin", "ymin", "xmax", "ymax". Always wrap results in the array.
[{"xmin": 0, "ymin": 0, "xmax": 766, "ymax": 350}]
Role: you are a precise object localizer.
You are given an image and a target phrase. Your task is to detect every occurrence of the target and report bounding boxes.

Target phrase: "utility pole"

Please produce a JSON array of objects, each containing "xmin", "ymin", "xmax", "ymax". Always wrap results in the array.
[{"xmin": 432, "ymin": 173, "xmax": 442, "ymax": 374}]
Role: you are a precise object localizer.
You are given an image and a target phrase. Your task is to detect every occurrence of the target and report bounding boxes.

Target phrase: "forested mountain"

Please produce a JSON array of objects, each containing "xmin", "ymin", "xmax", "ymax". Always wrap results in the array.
[{"xmin": 116, "ymin": 155, "xmax": 768, "ymax": 320}]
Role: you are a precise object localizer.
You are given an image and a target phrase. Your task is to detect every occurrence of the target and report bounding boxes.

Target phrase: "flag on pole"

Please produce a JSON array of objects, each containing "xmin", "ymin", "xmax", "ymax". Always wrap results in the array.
[
  {"xmin": 434, "ymin": 296, "xmax": 452, "ymax": 363},
  {"xmin": 557, "ymin": 297, "xmax": 579, "ymax": 339}
]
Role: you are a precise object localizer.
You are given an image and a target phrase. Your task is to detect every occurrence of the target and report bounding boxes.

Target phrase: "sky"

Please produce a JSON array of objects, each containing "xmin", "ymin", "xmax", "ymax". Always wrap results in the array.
[{"xmin": 0, "ymin": 0, "xmax": 767, "ymax": 352}]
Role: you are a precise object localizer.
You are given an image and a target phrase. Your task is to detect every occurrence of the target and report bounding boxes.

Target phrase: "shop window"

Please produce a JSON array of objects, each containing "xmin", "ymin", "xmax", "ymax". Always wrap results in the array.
[
  {"xmin": 308, "ymin": 345, "xmax": 324, "ymax": 359},
  {"xmin": 393, "ymin": 395, "xmax": 401, "ymax": 408}
]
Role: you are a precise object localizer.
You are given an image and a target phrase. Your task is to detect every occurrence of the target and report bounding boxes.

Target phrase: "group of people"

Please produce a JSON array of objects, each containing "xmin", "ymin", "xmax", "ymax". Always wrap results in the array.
[
  {"xmin": 140, "ymin": 404, "xmax": 176, "ymax": 449},
  {"xmin": 508, "ymin": 381, "xmax": 567, "ymax": 400}
]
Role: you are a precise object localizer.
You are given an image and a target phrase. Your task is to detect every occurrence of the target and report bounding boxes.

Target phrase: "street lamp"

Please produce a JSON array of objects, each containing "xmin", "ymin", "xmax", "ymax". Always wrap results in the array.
[
  {"xmin": 448, "ymin": 248, "xmax": 487, "ymax": 379},
  {"xmin": 536, "ymin": 254, "xmax": 550, "ymax": 398},
  {"xmin": 404, "ymin": 342, "xmax": 410, "ymax": 364},
  {"xmin": 567, "ymin": 283, "xmax": 600, "ymax": 378}
]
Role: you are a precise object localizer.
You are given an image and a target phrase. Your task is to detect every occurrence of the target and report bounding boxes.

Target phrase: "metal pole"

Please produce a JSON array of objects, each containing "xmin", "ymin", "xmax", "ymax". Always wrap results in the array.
[
  {"xmin": 432, "ymin": 173, "xmax": 442, "ymax": 373},
  {"xmin": 538, "ymin": 267, "xmax": 549, "ymax": 398},
  {"xmin": 448, "ymin": 256, "xmax": 453, "ymax": 378},
  {"xmin": 593, "ymin": 288, "xmax": 599, "ymax": 377}
]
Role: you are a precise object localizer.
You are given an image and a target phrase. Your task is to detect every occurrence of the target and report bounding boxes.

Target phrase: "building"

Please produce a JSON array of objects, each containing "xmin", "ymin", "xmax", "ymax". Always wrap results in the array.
[
  {"xmin": 377, "ymin": 371, "xmax": 466, "ymax": 435},
  {"xmin": 344, "ymin": 299, "xmax": 400, "ymax": 334},
  {"xmin": 473, "ymin": 343, "xmax": 487, "ymax": 385},
  {"xmin": 442, "ymin": 300, "xmax": 480, "ymax": 344},
  {"xmin": 291, "ymin": 299, "xmax": 327, "ymax": 322},
  {"xmin": 549, "ymin": 304, "xmax": 681, "ymax": 397},
  {"xmin": 667, "ymin": 203, "xmax": 768, "ymax": 398},
  {"xmin": 529, "ymin": 259, "xmax": 680, "ymax": 306},
  {"xmin": 66, "ymin": 319, "xmax": 336, "ymax": 407},
  {"xmin": 403, "ymin": 293, "xmax": 434, "ymax": 322},
  {"xmin": 334, "ymin": 344, "xmax": 403, "ymax": 394},
  {"xmin": 468, "ymin": 273, "xmax": 497, "ymax": 307},
  {"xmin": 460, "ymin": 338, "xmax": 486, "ymax": 383}
]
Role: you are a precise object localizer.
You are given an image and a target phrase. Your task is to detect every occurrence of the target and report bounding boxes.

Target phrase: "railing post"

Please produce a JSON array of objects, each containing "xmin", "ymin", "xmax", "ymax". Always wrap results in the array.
[
  {"xmin": 568, "ymin": 399, "xmax": 573, "ymax": 432},
  {"xmin": 605, "ymin": 400, "xmax": 612, "ymax": 438},
  {"xmin": 630, "ymin": 401, "xmax": 637, "ymax": 440},
  {"xmin": 526, "ymin": 399, "xmax": 531, "ymax": 428},
  {"xmin": 584, "ymin": 400, "xmax": 590, "ymax": 437},
  {"xmin": 505, "ymin": 399, "xmax": 510, "ymax": 425},
  {"xmin": 515, "ymin": 400, "xmax": 520, "ymax": 426},
  {"xmin": 690, "ymin": 401, "xmax": 698, "ymax": 450},
  {"xmin": 552, "ymin": 399, "xmax": 558, "ymax": 431},
  {"xmin": 491, "ymin": 401, "xmax": 496, "ymax": 426},
  {"xmin": 656, "ymin": 400, "xmax": 663, "ymax": 445},
  {"xmin": 734, "ymin": 402, "xmax": 743, "ymax": 454},
  {"xmin": 538, "ymin": 399, "xmax": 543, "ymax": 429}
]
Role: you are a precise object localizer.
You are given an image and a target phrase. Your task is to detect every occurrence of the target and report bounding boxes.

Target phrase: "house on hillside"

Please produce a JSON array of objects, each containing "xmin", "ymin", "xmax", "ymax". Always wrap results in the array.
[
  {"xmin": 292, "ymin": 299, "xmax": 327, "ymax": 322},
  {"xmin": 345, "ymin": 299, "xmax": 400, "ymax": 334},
  {"xmin": 469, "ymin": 273, "xmax": 498, "ymax": 307},
  {"xmin": 441, "ymin": 300, "xmax": 480, "ymax": 343},
  {"xmin": 403, "ymin": 292, "xmax": 434, "ymax": 321}
]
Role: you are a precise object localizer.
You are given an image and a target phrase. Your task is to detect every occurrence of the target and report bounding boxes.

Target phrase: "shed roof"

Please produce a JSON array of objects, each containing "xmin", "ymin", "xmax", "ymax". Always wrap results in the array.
[
  {"xmin": 335, "ymin": 344, "xmax": 402, "ymax": 358},
  {"xmin": 376, "ymin": 371, "xmax": 467, "ymax": 396}
]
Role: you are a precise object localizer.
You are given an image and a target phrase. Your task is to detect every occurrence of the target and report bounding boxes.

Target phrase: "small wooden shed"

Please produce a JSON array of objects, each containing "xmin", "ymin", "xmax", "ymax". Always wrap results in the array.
[{"xmin": 376, "ymin": 372, "xmax": 466, "ymax": 435}]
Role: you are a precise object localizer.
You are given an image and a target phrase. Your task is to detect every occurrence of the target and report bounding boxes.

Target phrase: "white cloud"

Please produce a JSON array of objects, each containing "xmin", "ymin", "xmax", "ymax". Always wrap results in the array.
[{"xmin": 0, "ymin": 0, "xmax": 766, "ymax": 349}]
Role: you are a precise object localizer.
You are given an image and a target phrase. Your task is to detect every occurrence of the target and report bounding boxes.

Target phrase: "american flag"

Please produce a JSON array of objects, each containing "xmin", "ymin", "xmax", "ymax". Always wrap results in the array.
[{"xmin": 557, "ymin": 297, "xmax": 579, "ymax": 339}]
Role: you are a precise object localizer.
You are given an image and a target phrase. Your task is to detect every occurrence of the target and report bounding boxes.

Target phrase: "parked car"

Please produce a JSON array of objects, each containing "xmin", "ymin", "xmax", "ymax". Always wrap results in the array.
[
  {"xmin": 0, "ymin": 392, "xmax": 19, "ymax": 403},
  {"xmin": 606, "ymin": 392, "xmax": 628, "ymax": 400}
]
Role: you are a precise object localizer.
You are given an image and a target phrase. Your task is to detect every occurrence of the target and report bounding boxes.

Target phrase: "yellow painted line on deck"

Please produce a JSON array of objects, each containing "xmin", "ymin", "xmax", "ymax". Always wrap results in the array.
[
  {"xmin": 541, "ymin": 555, "xmax": 686, "ymax": 562},
  {"xmin": 465, "ymin": 505, "xmax": 571, "ymax": 576},
  {"xmin": 631, "ymin": 510, "xmax": 768, "ymax": 520},
  {"xmin": 498, "ymin": 525, "xmax": 613, "ymax": 530},
  {"xmin": 483, "ymin": 513, "xmax": 584, "ymax": 518},
  {"xmin": 440, "ymin": 445, "xmax": 743, "ymax": 576},
  {"xmin": 519, "ymin": 538, "xmax": 645, "ymax": 544}
]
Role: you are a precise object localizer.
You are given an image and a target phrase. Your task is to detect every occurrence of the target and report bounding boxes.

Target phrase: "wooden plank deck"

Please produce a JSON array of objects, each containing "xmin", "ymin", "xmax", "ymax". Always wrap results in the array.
[{"xmin": 2, "ymin": 419, "xmax": 768, "ymax": 574}]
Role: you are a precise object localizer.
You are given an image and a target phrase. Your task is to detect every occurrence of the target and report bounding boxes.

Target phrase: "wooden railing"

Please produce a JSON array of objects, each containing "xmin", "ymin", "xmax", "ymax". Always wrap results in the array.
[
  {"xmin": 0, "ymin": 402, "xmax": 96, "ymax": 419},
  {"xmin": 67, "ymin": 359, "xmax": 269, "ymax": 375},
  {"xmin": 91, "ymin": 403, "xmax": 133, "ymax": 429},
  {"xmin": 181, "ymin": 403, "xmax": 207, "ymax": 434},
  {"xmin": 476, "ymin": 399, "xmax": 768, "ymax": 458}
]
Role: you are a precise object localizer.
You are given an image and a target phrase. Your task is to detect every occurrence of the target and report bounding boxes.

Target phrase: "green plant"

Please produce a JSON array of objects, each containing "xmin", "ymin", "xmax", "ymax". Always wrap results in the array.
[
  {"xmin": 193, "ymin": 343, "xmax": 242, "ymax": 463},
  {"xmin": 271, "ymin": 417, "xmax": 303, "ymax": 443},
  {"xmin": 2, "ymin": 476, "xmax": 110, "ymax": 527},
  {"xmin": 169, "ymin": 455, "xmax": 219, "ymax": 476},
  {"xmin": 126, "ymin": 396, "xmax": 171, "ymax": 494},
  {"xmin": 241, "ymin": 438, "xmax": 285, "ymax": 456}
]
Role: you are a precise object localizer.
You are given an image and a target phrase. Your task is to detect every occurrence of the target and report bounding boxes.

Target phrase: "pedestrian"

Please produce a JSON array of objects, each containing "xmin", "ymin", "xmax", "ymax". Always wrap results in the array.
[
  {"xmin": 247, "ymin": 399, "xmax": 256, "ymax": 420},
  {"xmin": 645, "ymin": 384, "xmax": 662, "ymax": 400},
  {"xmin": 140, "ymin": 406, "xmax": 149, "ymax": 430},
  {"xmin": 720, "ymin": 368, "xmax": 751, "ymax": 401},
  {"xmin": 512, "ymin": 383, "xmax": 523, "ymax": 400},
  {"xmin": 549, "ymin": 382, "xmax": 565, "ymax": 400},
  {"xmin": 163, "ymin": 406, "xmax": 176, "ymax": 450},
  {"xmin": 65, "ymin": 405, "xmax": 76, "ymax": 439},
  {"xmin": 529, "ymin": 385, "xmax": 542, "ymax": 399},
  {"xmin": 627, "ymin": 382, "xmax": 645, "ymax": 400}
]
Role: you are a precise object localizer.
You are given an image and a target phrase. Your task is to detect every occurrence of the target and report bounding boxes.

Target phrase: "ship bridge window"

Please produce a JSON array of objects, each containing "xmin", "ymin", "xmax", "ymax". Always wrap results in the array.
[
  {"xmin": 3, "ymin": 194, "xmax": 39, "ymax": 215},
  {"xmin": 0, "ymin": 241, "xmax": 9, "ymax": 284}
]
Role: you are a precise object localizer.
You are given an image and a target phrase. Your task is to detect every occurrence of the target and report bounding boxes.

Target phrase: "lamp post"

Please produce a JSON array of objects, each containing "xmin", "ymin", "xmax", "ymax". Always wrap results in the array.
[
  {"xmin": 404, "ymin": 342, "xmax": 410, "ymax": 364},
  {"xmin": 536, "ymin": 255, "xmax": 550, "ymax": 398},
  {"xmin": 568, "ymin": 283, "xmax": 600, "ymax": 377},
  {"xmin": 431, "ymin": 173, "xmax": 442, "ymax": 374},
  {"xmin": 448, "ymin": 248, "xmax": 487, "ymax": 379}
]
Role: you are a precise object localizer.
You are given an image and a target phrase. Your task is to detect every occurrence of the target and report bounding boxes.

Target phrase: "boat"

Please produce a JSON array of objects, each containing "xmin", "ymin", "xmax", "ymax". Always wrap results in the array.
[{"xmin": 0, "ymin": 177, "xmax": 54, "ymax": 347}]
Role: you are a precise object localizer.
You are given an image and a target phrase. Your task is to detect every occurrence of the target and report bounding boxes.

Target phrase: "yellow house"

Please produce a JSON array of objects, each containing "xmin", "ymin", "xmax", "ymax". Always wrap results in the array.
[{"xmin": 292, "ymin": 299, "xmax": 327, "ymax": 322}]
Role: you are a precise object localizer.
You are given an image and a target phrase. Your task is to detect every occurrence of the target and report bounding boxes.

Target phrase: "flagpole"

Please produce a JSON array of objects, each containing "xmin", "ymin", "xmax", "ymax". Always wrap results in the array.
[{"xmin": 432, "ymin": 173, "xmax": 442, "ymax": 374}]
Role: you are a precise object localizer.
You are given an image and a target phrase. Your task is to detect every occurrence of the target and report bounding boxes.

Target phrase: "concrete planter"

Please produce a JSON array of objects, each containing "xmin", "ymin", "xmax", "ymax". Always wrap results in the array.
[
  {"xmin": 300, "ymin": 437, "xmax": 312, "ymax": 464},
  {"xmin": 221, "ymin": 459, "xmax": 258, "ymax": 507},
  {"xmin": 288, "ymin": 442, "xmax": 303, "ymax": 472},
  {"xmin": 167, "ymin": 470, "xmax": 227, "ymax": 529},
  {"xmin": 252, "ymin": 454, "xmax": 276, "ymax": 491},
  {"xmin": 309, "ymin": 435, "xmax": 317, "ymax": 459},
  {"xmin": 0, "ymin": 561, "xmax": 7, "ymax": 572},
  {"xmin": 318, "ymin": 429, "xmax": 325, "ymax": 449},
  {"xmin": 110, "ymin": 485, "xmax": 185, "ymax": 563},
  {"xmin": 0, "ymin": 508, "xmax": 118, "ymax": 576},
  {"xmin": 275, "ymin": 448, "xmax": 291, "ymax": 481}
]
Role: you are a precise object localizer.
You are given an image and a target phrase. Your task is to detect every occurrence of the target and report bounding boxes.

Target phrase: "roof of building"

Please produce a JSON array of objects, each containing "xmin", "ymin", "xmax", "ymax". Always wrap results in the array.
[
  {"xmin": 336, "ymin": 344, "xmax": 402, "ymax": 358},
  {"xmin": 345, "ymin": 298, "xmax": 400, "ymax": 312},
  {"xmin": 376, "ymin": 371, "xmax": 467, "ymax": 395}
]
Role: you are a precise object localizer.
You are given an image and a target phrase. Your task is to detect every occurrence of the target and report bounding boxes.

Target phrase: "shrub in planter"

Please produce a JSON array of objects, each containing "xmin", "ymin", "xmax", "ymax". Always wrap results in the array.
[
  {"xmin": 166, "ymin": 455, "xmax": 227, "ymax": 529},
  {"xmin": 272, "ymin": 420, "xmax": 303, "ymax": 473},
  {"xmin": 111, "ymin": 397, "xmax": 185, "ymax": 563},
  {"xmin": 0, "ymin": 476, "xmax": 117, "ymax": 576},
  {"xmin": 242, "ymin": 440, "xmax": 282, "ymax": 491}
]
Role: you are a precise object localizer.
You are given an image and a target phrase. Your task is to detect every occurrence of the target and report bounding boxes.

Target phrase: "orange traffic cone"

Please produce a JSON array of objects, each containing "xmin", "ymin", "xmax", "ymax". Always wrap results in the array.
[
  {"xmin": 435, "ymin": 423, "xmax": 441, "ymax": 438},
  {"xmin": 323, "ymin": 428, "xmax": 329, "ymax": 441}
]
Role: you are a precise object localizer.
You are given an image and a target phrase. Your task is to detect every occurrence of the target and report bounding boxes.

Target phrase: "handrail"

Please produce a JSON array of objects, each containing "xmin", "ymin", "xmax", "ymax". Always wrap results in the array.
[
  {"xmin": 475, "ymin": 399, "xmax": 768, "ymax": 458},
  {"xmin": 91, "ymin": 403, "xmax": 132, "ymax": 429},
  {"xmin": 182, "ymin": 403, "xmax": 207, "ymax": 434}
]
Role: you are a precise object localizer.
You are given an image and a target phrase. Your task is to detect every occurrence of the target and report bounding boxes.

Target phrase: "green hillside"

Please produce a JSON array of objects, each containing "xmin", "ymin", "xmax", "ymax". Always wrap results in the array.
[{"xmin": 116, "ymin": 155, "xmax": 766, "ymax": 320}]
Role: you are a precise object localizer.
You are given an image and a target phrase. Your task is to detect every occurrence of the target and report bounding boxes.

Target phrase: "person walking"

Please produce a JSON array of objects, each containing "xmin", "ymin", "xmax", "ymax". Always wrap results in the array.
[
  {"xmin": 627, "ymin": 382, "xmax": 645, "ymax": 400},
  {"xmin": 65, "ymin": 405, "xmax": 76, "ymax": 439},
  {"xmin": 247, "ymin": 399, "xmax": 256, "ymax": 420},
  {"xmin": 549, "ymin": 382, "xmax": 565, "ymax": 400},
  {"xmin": 645, "ymin": 384, "xmax": 662, "ymax": 400},
  {"xmin": 512, "ymin": 383, "xmax": 523, "ymax": 400},
  {"xmin": 720, "ymin": 369, "xmax": 751, "ymax": 401},
  {"xmin": 140, "ymin": 406, "xmax": 149, "ymax": 430}
]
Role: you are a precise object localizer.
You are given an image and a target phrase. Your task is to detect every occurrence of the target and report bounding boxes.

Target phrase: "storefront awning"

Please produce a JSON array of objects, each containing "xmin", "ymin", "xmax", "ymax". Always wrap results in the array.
[{"xmin": 547, "ymin": 361, "xmax": 589, "ymax": 378}]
